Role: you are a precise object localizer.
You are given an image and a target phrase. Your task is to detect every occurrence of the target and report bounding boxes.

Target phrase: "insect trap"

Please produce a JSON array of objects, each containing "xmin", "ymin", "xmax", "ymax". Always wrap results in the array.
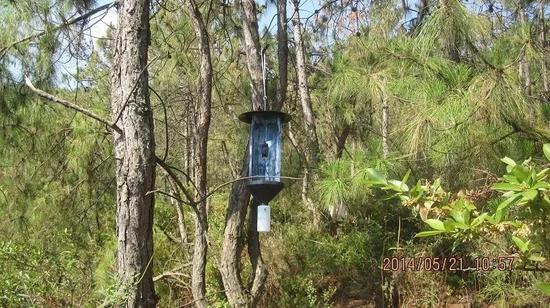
[{"xmin": 239, "ymin": 111, "xmax": 291, "ymax": 232}]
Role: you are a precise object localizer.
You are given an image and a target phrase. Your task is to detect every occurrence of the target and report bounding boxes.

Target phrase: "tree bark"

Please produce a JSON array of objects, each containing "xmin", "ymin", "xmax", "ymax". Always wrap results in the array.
[
  {"xmin": 291, "ymin": 0, "xmax": 320, "ymax": 224},
  {"xmin": 220, "ymin": 157, "xmax": 250, "ymax": 307},
  {"xmin": 247, "ymin": 199, "xmax": 267, "ymax": 306},
  {"xmin": 291, "ymin": 0, "xmax": 319, "ymax": 166},
  {"xmin": 519, "ymin": 6, "xmax": 532, "ymax": 95},
  {"xmin": 541, "ymin": 1, "xmax": 549, "ymax": 94},
  {"xmin": 334, "ymin": 124, "xmax": 350, "ymax": 159},
  {"xmin": 186, "ymin": 97, "xmax": 196, "ymax": 181},
  {"xmin": 412, "ymin": 0, "xmax": 429, "ymax": 31},
  {"xmin": 240, "ymin": 0, "xmax": 264, "ymax": 110},
  {"xmin": 181, "ymin": 0, "xmax": 213, "ymax": 306},
  {"xmin": 382, "ymin": 98, "xmax": 389, "ymax": 158},
  {"xmin": 274, "ymin": 0, "xmax": 288, "ymax": 112},
  {"xmin": 110, "ymin": 0, "xmax": 156, "ymax": 306},
  {"xmin": 220, "ymin": 0, "xmax": 272, "ymax": 305}
]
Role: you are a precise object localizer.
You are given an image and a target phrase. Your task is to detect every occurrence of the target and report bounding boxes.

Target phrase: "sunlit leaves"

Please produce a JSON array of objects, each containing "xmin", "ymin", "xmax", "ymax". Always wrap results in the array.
[
  {"xmin": 363, "ymin": 168, "xmax": 387, "ymax": 185},
  {"xmin": 536, "ymin": 282, "xmax": 550, "ymax": 296},
  {"xmin": 416, "ymin": 0, "xmax": 489, "ymax": 57},
  {"xmin": 424, "ymin": 219, "xmax": 445, "ymax": 231},
  {"xmin": 512, "ymin": 235, "xmax": 530, "ymax": 253},
  {"xmin": 412, "ymin": 144, "xmax": 550, "ymax": 286},
  {"xmin": 318, "ymin": 160, "xmax": 350, "ymax": 210},
  {"xmin": 543, "ymin": 144, "xmax": 550, "ymax": 162},
  {"xmin": 415, "ymin": 230, "xmax": 447, "ymax": 237}
]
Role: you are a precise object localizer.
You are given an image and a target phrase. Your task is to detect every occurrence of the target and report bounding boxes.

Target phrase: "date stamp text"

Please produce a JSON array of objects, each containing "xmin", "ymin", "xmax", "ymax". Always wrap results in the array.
[{"xmin": 381, "ymin": 256, "xmax": 515, "ymax": 272}]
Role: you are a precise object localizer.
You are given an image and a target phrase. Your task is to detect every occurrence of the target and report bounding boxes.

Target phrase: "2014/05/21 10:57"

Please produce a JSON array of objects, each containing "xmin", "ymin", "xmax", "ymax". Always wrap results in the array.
[{"xmin": 382, "ymin": 256, "xmax": 516, "ymax": 272}]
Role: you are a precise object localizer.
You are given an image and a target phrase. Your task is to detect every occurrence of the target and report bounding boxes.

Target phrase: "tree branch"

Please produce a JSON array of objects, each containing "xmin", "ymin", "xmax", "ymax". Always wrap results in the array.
[
  {"xmin": 149, "ymin": 85, "xmax": 169, "ymax": 161},
  {"xmin": 1, "ymin": 2, "xmax": 118, "ymax": 59},
  {"xmin": 25, "ymin": 76, "xmax": 122, "ymax": 133},
  {"xmin": 155, "ymin": 156, "xmax": 197, "ymax": 211},
  {"xmin": 149, "ymin": 172, "xmax": 304, "ymax": 212},
  {"xmin": 198, "ymin": 175, "xmax": 304, "ymax": 205},
  {"xmin": 146, "ymin": 189, "xmax": 189, "ymax": 205},
  {"xmin": 153, "ymin": 263, "xmax": 192, "ymax": 282}
]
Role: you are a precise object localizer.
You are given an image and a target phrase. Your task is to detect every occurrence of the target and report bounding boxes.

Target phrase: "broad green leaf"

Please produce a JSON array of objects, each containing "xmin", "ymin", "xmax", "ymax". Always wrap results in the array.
[
  {"xmin": 471, "ymin": 213, "xmax": 488, "ymax": 227},
  {"xmin": 415, "ymin": 230, "xmax": 446, "ymax": 238},
  {"xmin": 365, "ymin": 168, "xmax": 387, "ymax": 185},
  {"xmin": 512, "ymin": 165, "xmax": 531, "ymax": 183},
  {"xmin": 444, "ymin": 220, "xmax": 458, "ymax": 231},
  {"xmin": 453, "ymin": 222, "xmax": 470, "ymax": 230},
  {"xmin": 503, "ymin": 174, "xmax": 520, "ymax": 184},
  {"xmin": 450, "ymin": 209, "xmax": 465, "ymax": 224},
  {"xmin": 521, "ymin": 189, "xmax": 538, "ymax": 202},
  {"xmin": 528, "ymin": 255, "xmax": 546, "ymax": 262},
  {"xmin": 489, "ymin": 211, "xmax": 503, "ymax": 224},
  {"xmin": 402, "ymin": 170, "xmax": 411, "ymax": 184},
  {"xmin": 531, "ymin": 169, "xmax": 538, "ymax": 184},
  {"xmin": 387, "ymin": 179, "xmax": 409, "ymax": 192},
  {"xmin": 501, "ymin": 156, "xmax": 516, "ymax": 166},
  {"xmin": 425, "ymin": 219, "xmax": 446, "ymax": 231},
  {"xmin": 493, "ymin": 183, "xmax": 523, "ymax": 191},
  {"xmin": 536, "ymin": 168, "xmax": 550, "ymax": 181},
  {"xmin": 463, "ymin": 207, "xmax": 471, "ymax": 224},
  {"xmin": 536, "ymin": 281, "xmax": 550, "ymax": 295},
  {"xmin": 496, "ymin": 194, "xmax": 520, "ymax": 212},
  {"xmin": 503, "ymin": 190, "xmax": 518, "ymax": 198},
  {"xmin": 533, "ymin": 181, "xmax": 550, "ymax": 190},
  {"xmin": 543, "ymin": 143, "xmax": 550, "ymax": 161},
  {"xmin": 512, "ymin": 236, "xmax": 529, "ymax": 253}
]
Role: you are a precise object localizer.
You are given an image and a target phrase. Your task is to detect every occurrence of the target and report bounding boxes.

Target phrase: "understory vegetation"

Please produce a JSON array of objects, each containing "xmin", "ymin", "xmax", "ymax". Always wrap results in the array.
[{"xmin": 1, "ymin": 0, "xmax": 550, "ymax": 306}]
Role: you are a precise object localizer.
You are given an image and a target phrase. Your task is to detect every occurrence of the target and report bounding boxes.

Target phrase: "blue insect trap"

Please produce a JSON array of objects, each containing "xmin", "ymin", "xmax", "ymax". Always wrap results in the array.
[{"xmin": 239, "ymin": 111, "xmax": 291, "ymax": 232}]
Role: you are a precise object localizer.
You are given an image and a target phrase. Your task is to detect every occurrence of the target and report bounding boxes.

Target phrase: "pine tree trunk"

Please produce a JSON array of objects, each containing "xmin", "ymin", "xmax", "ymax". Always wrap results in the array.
[
  {"xmin": 240, "ymin": 0, "xmax": 264, "ymax": 111},
  {"xmin": 274, "ymin": 0, "xmax": 288, "ymax": 112},
  {"xmin": 110, "ymin": 0, "xmax": 156, "ymax": 306},
  {"xmin": 291, "ymin": 0, "xmax": 320, "ymax": 224},
  {"xmin": 182, "ymin": 0, "xmax": 213, "ymax": 305},
  {"xmin": 186, "ymin": 98, "xmax": 196, "ymax": 180},
  {"xmin": 382, "ymin": 98, "xmax": 389, "ymax": 158},
  {"xmin": 541, "ymin": 1, "xmax": 549, "ymax": 94},
  {"xmin": 519, "ymin": 7, "xmax": 532, "ymax": 95},
  {"xmin": 220, "ymin": 156, "xmax": 250, "ymax": 307},
  {"xmin": 291, "ymin": 0, "xmax": 319, "ymax": 166},
  {"xmin": 247, "ymin": 199, "xmax": 267, "ymax": 306},
  {"xmin": 219, "ymin": 0, "xmax": 267, "ymax": 305},
  {"xmin": 334, "ymin": 124, "xmax": 350, "ymax": 159}
]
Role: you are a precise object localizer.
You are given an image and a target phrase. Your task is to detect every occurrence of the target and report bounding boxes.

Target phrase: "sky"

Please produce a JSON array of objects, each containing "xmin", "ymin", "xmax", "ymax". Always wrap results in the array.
[
  {"xmin": 90, "ymin": 0, "xmax": 118, "ymax": 40},
  {"xmin": 56, "ymin": 0, "xmax": 319, "ymax": 87},
  {"xmin": 28, "ymin": 0, "xmax": 550, "ymax": 86},
  {"xmin": 89, "ymin": 0, "xmax": 319, "ymax": 39},
  {"xmin": 54, "ymin": 0, "xmax": 116, "ymax": 88}
]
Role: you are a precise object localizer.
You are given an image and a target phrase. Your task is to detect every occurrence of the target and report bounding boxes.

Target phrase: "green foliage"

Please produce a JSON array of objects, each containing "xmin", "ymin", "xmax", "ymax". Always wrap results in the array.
[
  {"xmin": 537, "ymin": 281, "xmax": 550, "ymax": 296},
  {"xmin": 476, "ymin": 270, "xmax": 542, "ymax": 306},
  {"xmin": 2, "ymin": 0, "xmax": 550, "ymax": 306},
  {"xmin": 272, "ymin": 220, "xmax": 384, "ymax": 307},
  {"xmin": 408, "ymin": 144, "xmax": 550, "ymax": 296}
]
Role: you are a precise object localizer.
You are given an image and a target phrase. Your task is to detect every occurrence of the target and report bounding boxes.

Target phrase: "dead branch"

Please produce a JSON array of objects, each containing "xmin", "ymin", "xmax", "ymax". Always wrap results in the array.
[{"xmin": 24, "ymin": 76, "xmax": 122, "ymax": 133}]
